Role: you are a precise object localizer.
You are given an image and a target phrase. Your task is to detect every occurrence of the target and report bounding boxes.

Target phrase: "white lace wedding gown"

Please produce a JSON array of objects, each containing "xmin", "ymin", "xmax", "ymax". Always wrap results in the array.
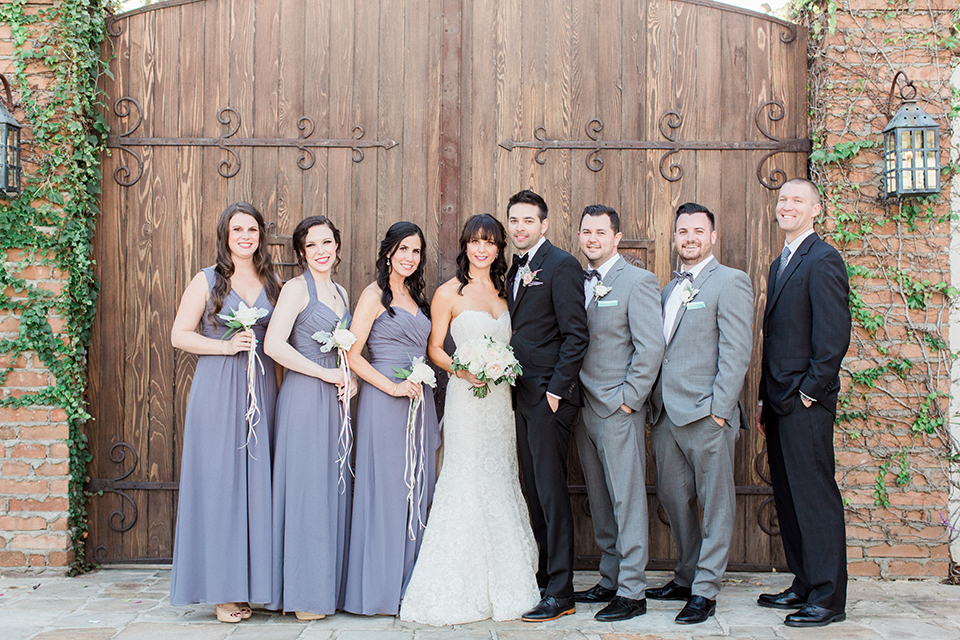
[{"xmin": 399, "ymin": 310, "xmax": 541, "ymax": 626}]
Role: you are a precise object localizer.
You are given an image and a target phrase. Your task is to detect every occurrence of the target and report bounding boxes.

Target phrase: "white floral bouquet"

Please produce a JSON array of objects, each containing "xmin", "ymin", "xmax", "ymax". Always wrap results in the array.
[
  {"xmin": 451, "ymin": 336, "xmax": 523, "ymax": 399},
  {"xmin": 218, "ymin": 302, "xmax": 269, "ymax": 458},
  {"xmin": 313, "ymin": 318, "xmax": 358, "ymax": 493},
  {"xmin": 393, "ymin": 356, "xmax": 438, "ymax": 540}
]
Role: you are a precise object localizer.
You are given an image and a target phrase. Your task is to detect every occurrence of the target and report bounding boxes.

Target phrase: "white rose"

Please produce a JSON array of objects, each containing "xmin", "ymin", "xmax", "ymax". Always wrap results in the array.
[
  {"xmin": 409, "ymin": 359, "xmax": 437, "ymax": 387},
  {"xmin": 468, "ymin": 359, "xmax": 485, "ymax": 376},
  {"xmin": 455, "ymin": 342, "xmax": 477, "ymax": 366},
  {"xmin": 486, "ymin": 361, "xmax": 506, "ymax": 380},
  {"xmin": 220, "ymin": 301, "xmax": 269, "ymax": 328},
  {"xmin": 332, "ymin": 328, "xmax": 357, "ymax": 350}
]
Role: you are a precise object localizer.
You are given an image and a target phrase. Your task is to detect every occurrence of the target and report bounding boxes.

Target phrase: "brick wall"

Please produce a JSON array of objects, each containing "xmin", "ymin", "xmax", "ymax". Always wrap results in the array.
[
  {"xmin": 0, "ymin": 1, "xmax": 73, "ymax": 572},
  {"xmin": 806, "ymin": 0, "xmax": 957, "ymax": 577}
]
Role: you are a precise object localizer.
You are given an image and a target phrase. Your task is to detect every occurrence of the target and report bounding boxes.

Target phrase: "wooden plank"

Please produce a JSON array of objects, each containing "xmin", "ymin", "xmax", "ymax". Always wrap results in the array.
[
  {"xmin": 519, "ymin": 0, "xmax": 545, "ymax": 204},
  {"xmin": 422, "ymin": 0, "xmax": 443, "ymax": 291},
  {"xmin": 350, "ymin": 0, "xmax": 379, "ymax": 293},
  {"xmin": 644, "ymin": 0, "xmax": 670, "ymax": 282},
  {"xmin": 277, "ymin": 0, "xmax": 305, "ymax": 254},
  {"xmin": 695, "ymin": 7, "xmax": 722, "ymax": 225},
  {"xmin": 226, "ymin": 0, "xmax": 255, "ymax": 203},
  {"xmin": 326, "ymin": 0, "xmax": 354, "ymax": 289},
  {"xmin": 569, "ymin": 0, "xmax": 598, "ymax": 226},
  {"xmin": 438, "ymin": 0, "xmax": 462, "ymax": 284},
  {"xmin": 543, "ymin": 0, "xmax": 573, "ymax": 253},
  {"xmin": 143, "ymin": 4, "xmax": 181, "ymax": 560},
  {"xmin": 251, "ymin": 0, "xmax": 280, "ymax": 234},
  {"xmin": 669, "ymin": 0, "xmax": 699, "ymax": 243},
  {"xmin": 377, "ymin": 0, "xmax": 405, "ymax": 294},
  {"xmin": 467, "ymin": 0, "xmax": 497, "ymax": 221},
  {"xmin": 596, "ymin": 0, "xmax": 622, "ymax": 213},
  {"xmin": 620, "ymin": 0, "xmax": 646, "ymax": 251},
  {"xmin": 302, "ymin": 0, "xmax": 331, "ymax": 227}
]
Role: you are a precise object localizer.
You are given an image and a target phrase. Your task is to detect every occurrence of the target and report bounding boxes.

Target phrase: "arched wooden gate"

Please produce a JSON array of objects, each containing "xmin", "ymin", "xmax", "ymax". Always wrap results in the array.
[{"xmin": 88, "ymin": 0, "xmax": 809, "ymax": 568}]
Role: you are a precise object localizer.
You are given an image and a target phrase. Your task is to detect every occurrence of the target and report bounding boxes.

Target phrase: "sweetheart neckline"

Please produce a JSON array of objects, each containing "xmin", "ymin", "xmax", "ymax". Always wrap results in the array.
[{"xmin": 454, "ymin": 309, "xmax": 510, "ymax": 323}]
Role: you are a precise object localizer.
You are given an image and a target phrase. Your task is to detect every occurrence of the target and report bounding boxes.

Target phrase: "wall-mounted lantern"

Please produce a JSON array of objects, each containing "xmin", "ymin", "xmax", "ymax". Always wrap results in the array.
[
  {"xmin": 882, "ymin": 71, "xmax": 940, "ymax": 200},
  {"xmin": 0, "ymin": 74, "xmax": 22, "ymax": 197}
]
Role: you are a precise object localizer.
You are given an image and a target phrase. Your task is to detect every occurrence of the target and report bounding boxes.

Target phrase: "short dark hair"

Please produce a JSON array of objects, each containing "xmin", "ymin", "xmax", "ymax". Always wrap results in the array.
[
  {"xmin": 579, "ymin": 204, "xmax": 620, "ymax": 234},
  {"xmin": 782, "ymin": 177, "xmax": 822, "ymax": 205},
  {"xmin": 675, "ymin": 202, "xmax": 715, "ymax": 230},
  {"xmin": 292, "ymin": 215, "xmax": 342, "ymax": 271},
  {"xmin": 507, "ymin": 190, "xmax": 548, "ymax": 221}
]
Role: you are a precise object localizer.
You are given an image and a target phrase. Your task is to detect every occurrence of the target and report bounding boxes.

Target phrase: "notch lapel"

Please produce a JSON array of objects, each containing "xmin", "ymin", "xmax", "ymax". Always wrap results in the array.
[
  {"xmin": 767, "ymin": 233, "xmax": 818, "ymax": 314},
  {"xmin": 666, "ymin": 259, "xmax": 718, "ymax": 345},
  {"xmin": 588, "ymin": 255, "xmax": 624, "ymax": 314},
  {"xmin": 513, "ymin": 239, "xmax": 551, "ymax": 310}
]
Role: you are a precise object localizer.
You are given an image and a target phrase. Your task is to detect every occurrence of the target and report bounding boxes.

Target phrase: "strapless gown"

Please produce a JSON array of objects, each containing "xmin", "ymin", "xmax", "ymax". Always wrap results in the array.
[{"xmin": 399, "ymin": 310, "xmax": 540, "ymax": 625}]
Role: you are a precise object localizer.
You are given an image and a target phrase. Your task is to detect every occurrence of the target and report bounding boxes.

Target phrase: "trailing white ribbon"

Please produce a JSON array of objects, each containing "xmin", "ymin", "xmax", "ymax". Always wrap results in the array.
[
  {"xmin": 403, "ymin": 394, "xmax": 428, "ymax": 540},
  {"xmin": 240, "ymin": 332, "xmax": 266, "ymax": 459},
  {"xmin": 335, "ymin": 348, "xmax": 354, "ymax": 494}
]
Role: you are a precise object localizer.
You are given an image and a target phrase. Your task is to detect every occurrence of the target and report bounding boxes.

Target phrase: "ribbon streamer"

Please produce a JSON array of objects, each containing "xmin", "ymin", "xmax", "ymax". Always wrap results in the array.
[
  {"xmin": 335, "ymin": 349, "xmax": 354, "ymax": 494},
  {"xmin": 404, "ymin": 393, "xmax": 428, "ymax": 540},
  {"xmin": 240, "ymin": 331, "xmax": 266, "ymax": 459}
]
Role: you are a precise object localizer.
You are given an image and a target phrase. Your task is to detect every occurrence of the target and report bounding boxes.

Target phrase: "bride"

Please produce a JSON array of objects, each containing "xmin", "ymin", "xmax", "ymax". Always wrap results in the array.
[{"xmin": 399, "ymin": 214, "xmax": 541, "ymax": 625}]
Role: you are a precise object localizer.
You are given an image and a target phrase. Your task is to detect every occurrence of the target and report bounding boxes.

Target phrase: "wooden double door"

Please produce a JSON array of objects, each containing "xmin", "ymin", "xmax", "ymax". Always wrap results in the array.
[{"xmin": 89, "ymin": 0, "xmax": 809, "ymax": 567}]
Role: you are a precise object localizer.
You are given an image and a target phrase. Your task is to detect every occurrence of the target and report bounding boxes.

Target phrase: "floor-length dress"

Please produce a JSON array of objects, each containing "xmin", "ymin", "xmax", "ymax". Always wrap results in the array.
[
  {"xmin": 170, "ymin": 267, "xmax": 278, "ymax": 607},
  {"xmin": 400, "ymin": 310, "xmax": 540, "ymax": 625},
  {"xmin": 343, "ymin": 307, "xmax": 441, "ymax": 615},
  {"xmin": 271, "ymin": 274, "xmax": 352, "ymax": 614}
]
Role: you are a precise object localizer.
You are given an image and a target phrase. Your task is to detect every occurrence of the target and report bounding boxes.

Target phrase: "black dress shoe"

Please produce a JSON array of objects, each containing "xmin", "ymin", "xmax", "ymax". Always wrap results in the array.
[
  {"xmin": 595, "ymin": 596, "xmax": 646, "ymax": 622},
  {"xmin": 675, "ymin": 595, "xmax": 716, "ymax": 624},
  {"xmin": 573, "ymin": 584, "xmax": 617, "ymax": 603},
  {"xmin": 784, "ymin": 604, "xmax": 846, "ymax": 627},
  {"xmin": 521, "ymin": 596, "xmax": 576, "ymax": 622},
  {"xmin": 646, "ymin": 580, "xmax": 692, "ymax": 601},
  {"xmin": 757, "ymin": 588, "xmax": 807, "ymax": 610}
]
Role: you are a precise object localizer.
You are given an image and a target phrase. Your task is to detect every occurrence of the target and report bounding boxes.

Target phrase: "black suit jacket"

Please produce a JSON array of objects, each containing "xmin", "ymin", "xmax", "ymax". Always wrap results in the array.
[
  {"xmin": 759, "ymin": 232, "xmax": 851, "ymax": 417},
  {"xmin": 507, "ymin": 240, "xmax": 589, "ymax": 407}
]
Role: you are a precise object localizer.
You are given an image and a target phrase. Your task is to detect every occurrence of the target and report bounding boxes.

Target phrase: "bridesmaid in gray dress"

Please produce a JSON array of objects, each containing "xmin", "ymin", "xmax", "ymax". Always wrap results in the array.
[
  {"xmin": 265, "ymin": 216, "xmax": 353, "ymax": 621},
  {"xmin": 169, "ymin": 202, "xmax": 282, "ymax": 623},
  {"xmin": 343, "ymin": 222, "xmax": 441, "ymax": 615}
]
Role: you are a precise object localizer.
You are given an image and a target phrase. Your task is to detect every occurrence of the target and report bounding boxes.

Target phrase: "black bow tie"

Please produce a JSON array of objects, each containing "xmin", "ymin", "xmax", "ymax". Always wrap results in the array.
[
  {"xmin": 672, "ymin": 270, "xmax": 694, "ymax": 282},
  {"xmin": 512, "ymin": 253, "xmax": 529, "ymax": 269},
  {"xmin": 584, "ymin": 269, "xmax": 601, "ymax": 281}
]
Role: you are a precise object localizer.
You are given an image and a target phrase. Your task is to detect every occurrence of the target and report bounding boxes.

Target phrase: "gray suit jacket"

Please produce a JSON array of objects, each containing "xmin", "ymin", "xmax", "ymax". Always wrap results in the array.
[
  {"xmin": 579, "ymin": 255, "xmax": 664, "ymax": 418},
  {"xmin": 651, "ymin": 259, "xmax": 753, "ymax": 428}
]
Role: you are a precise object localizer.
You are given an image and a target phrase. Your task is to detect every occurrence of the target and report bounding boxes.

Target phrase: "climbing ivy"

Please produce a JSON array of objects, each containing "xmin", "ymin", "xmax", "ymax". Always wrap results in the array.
[{"xmin": 0, "ymin": 0, "xmax": 115, "ymax": 574}]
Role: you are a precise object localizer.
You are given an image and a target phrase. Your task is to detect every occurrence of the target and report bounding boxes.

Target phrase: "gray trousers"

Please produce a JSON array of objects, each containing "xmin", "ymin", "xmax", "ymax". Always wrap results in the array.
[
  {"xmin": 574, "ymin": 403, "xmax": 648, "ymax": 599},
  {"xmin": 650, "ymin": 411, "xmax": 737, "ymax": 600}
]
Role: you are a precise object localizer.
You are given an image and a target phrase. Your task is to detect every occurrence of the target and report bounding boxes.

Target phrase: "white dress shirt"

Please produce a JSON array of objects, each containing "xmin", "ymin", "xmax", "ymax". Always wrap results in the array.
[
  {"xmin": 583, "ymin": 253, "xmax": 620, "ymax": 308},
  {"xmin": 512, "ymin": 235, "xmax": 547, "ymax": 299},
  {"xmin": 662, "ymin": 255, "xmax": 715, "ymax": 344}
]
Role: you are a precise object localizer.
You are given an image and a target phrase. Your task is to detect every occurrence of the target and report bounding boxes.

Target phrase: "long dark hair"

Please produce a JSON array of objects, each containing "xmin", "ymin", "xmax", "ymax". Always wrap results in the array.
[
  {"xmin": 376, "ymin": 221, "xmax": 430, "ymax": 318},
  {"xmin": 292, "ymin": 215, "xmax": 342, "ymax": 271},
  {"xmin": 210, "ymin": 202, "xmax": 280, "ymax": 321},
  {"xmin": 455, "ymin": 214, "xmax": 507, "ymax": 298}
]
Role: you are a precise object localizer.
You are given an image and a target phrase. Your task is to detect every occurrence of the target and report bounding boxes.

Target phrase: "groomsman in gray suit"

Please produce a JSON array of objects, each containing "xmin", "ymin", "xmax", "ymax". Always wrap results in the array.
[
  {"xmin": 572, "ymin": 205, "xmax": 663, "ymax": 622},
  {"xmin": 648, "ymin": 202, "xmax": 753, "ymax": 624}
]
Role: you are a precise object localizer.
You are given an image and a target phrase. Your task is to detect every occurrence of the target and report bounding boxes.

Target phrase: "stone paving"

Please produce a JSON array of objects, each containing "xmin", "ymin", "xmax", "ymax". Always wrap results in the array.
[{"xmin": 0, "ymin": 568, "xmax": 958, "ymax": 639}]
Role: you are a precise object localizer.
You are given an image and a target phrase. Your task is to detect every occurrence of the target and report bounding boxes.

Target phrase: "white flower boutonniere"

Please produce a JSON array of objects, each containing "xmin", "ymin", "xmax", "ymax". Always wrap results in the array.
[
  {"xmin": 592, "ymin": 281, "xmax": 611, "ymax": 303},
  {"xmin": 518, "ymin": 264, "xmax": 543, "ymax": 287},
  {"xmin": 679, "ymin": 282, "xmax": 700, "ymax": 306}
]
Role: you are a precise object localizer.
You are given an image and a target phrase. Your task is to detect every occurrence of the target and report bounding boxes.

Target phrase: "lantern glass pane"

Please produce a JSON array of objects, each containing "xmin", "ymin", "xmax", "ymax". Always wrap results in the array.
[
  {"xmin": 927, "ymin": 152, "xmax": 937, "ymax": 189},
  {"xmin": 925, "ymin": 129, "xmax": 935, "ymax": 149},
  {"xmin": 901, "ymin": 130, "xmax": 912, "ymax": 149},
  {"xmin": 902, "ymin": 166, "xmax": 913, "ymax": 190}
]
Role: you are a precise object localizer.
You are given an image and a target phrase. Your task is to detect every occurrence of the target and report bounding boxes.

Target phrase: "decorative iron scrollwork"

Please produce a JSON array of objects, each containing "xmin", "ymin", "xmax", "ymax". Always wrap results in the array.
[
  {"xmin": 758, "ymin": 496, "xmax": 780, "ymax": 536},
  {"xmin": 87, "ymin": 441, "xmax": 141, "ymax": 533},
  {"xmin": 499, "ymin": 105, "xmax": 811, "ymax": 189},
  {"xmin": 104, "ymin": 100, "xmax": 398, "ymax": 186}
]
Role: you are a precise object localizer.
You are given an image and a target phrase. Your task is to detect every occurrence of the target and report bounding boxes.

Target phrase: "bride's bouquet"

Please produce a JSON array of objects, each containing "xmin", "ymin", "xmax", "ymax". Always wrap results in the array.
[
  {"xmin": 450, "ymin": 336, "xmax": 522, "ymax": 399},
  {"xmin": 218, "ymin": 302, "xmax": 269, "ymax": 458}
]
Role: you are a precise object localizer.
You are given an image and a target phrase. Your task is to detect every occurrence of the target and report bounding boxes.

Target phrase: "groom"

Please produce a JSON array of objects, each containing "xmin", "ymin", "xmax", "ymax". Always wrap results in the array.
[{"xmin": 506, "ymin": 190, "xmax": 589, "ymax": 622}]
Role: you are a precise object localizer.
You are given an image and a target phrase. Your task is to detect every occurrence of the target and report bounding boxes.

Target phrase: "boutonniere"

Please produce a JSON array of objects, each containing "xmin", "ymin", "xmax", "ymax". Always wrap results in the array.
[
  {"xmin": 518, "ymin": 264, "xmax": 543, "ymax": 287},
  {"xmin": 592, "ymin": 281, "xmax": 611, "ymax": 302},
  {"xmin": 679, "ymin": 282, "xmax": 700, "ymax": 306}
]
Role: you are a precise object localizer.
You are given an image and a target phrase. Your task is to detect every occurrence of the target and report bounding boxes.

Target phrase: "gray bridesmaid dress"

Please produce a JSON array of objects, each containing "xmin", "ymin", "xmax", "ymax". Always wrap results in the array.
[
  {"xmin": 170, "ymin": 267, "xmax": 278, "ymax": 607},
  {"xmin": 271, "ymin": 273, "xmax": 352, "ymax": 614},
  {"xmin": 343, "ymin": 306, "xmax": 440, "ymax": 615}
]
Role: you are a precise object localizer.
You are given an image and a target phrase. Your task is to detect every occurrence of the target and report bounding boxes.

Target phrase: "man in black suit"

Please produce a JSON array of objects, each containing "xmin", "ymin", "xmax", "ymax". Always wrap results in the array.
[
  {"xmin": 756, "ymin": 177, "xmax": 851, "ymax": 628},
  {"xmin": 506, "ymin": 190, "xmax": 589, "ymax": 622}
]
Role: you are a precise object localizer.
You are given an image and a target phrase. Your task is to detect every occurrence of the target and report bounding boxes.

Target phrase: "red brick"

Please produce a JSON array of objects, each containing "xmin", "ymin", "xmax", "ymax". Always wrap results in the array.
[
  {"xmin": 35, "ymin": 461, "xmax": 68, "ymax": 476},
  {"xmin": 15, "ymin": 266, "xmax": 50, "ymax": 280},
  {"xmin": 11, "ymin": 534, "xmax": 68, "ymax": 550},
  {"xmin": 0, "ymin": 426, "xmax": 16, "ymax": 438},
  {"xmin": 887, "ymin": 560, "xmax": 949, "ymax": 577},
  {"xmin": 931, "ymin": 545, "xmax": 950, "ymax": 559},
  {"xmin": 49, "ymin": 408, "xmax": 67, "ymax": 422},
  {"xmin": 0, "ymin": 551, "xmax": 26, "ymax": 567},
  {"xmin": 48, "ymin": 479, "xmax": 68, "ymax": 494},
  {"xmin": 2, "ymin": 461, "xmax": 31, "ymax": 475},
  {"xmin": 847, "ymin": 546, "xmax": 863, "ymax": 558},
  {"xmin": 20, "ymin": 424, "xmax": 69, "ymax": 440},
  {"xmin": 49, "ymin": 443, "xmax": 69, "ymax": 457},
  {"xmin": 0, "ymin": 407, "xmax": 48, "ymax": 423},
  {"xmin": 0, "ymin": 515, "xmax": 47, "ymax": 530},
  {"xmin": 50, "ymin": 516, "xmax": 67, "ymax": 531},
  {"xmin": 0, "ymin": 479, "xmax": 47, "ymax": 494},
  {"xmin": 47, "ymin": 550, "xmax": 70, "ymax": 567},
  {"xmin": 848, "ymin": 560, "xmax": 881, "ymax": 576},
  {"xmin": 8, "ymin": 497, "xmax": 68, "ymax": 512},
  {"xmin": 27, "ymin": 554, "xmax": 45, "ymax": 567},
  {"xmin": 11, "ymin": 443, "xmax": 46, "ymax": 458},
  {"xmin": 866, "ymin": 543, "xmax": 928, "ymax": 558},
  {"xmin": 4, "ymin": 371, "xmax": 49, "ymax": 387},
  {"xmin": 0, "ymin": 317, "xmax": 20, "ymax": 332}
]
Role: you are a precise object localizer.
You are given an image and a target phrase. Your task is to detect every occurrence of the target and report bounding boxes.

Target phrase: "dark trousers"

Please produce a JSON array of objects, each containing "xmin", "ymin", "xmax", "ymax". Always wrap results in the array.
[
  {"xmin": 766, "ymin": 401, "xmax": 847, "ymax": 612},
  {"xmin": 516, "ymin": 393, "xmax": 577, "ymax": 599}
]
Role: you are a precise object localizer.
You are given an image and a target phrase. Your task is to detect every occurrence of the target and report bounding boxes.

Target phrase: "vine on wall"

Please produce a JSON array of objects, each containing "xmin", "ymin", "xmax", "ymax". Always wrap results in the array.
[
  {"xmin": 0, "ymin": 0, "xmax": 114, "ymax": 573},
  {"xmin": 788, "ymin": 0, "xmax": 959, "ymax": 561}
]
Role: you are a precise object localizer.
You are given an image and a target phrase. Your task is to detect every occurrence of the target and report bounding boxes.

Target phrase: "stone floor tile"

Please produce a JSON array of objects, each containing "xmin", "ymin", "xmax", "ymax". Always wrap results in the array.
[
  {"xmin": 113, "ymin": 622, "xmax": 234, "ymax": 640},
  {"xmin": 864, "ymin": 619, "xmax": 960, "ymax": 639},
  {"xmin": 778, "ymin": 623, "xmax": 883, "ymax": 639},
  {"xmin": 30, "ymin": 628, "xmax": 119, "ymax": 640},
  {"xmin": 48, "ymin": 610, "xmax": 139, "ymax": 628},
  {"xmin": 227, "ymin": 624, "xmax": 311, "ymax": 639},
  {"xmin": 497, "ymin": 630, "xmax": 588, "ymax": 639},
  {"xmin": 721, "ymin": 626, "xmax": 783, "ymax": 639},
  {"xmin": 412, "ymin": 629, "xmax": 492, "ymax": 639},
  {"xmin": 337, "ymin": 631, "xmax": 413, "ymax": 640}
]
